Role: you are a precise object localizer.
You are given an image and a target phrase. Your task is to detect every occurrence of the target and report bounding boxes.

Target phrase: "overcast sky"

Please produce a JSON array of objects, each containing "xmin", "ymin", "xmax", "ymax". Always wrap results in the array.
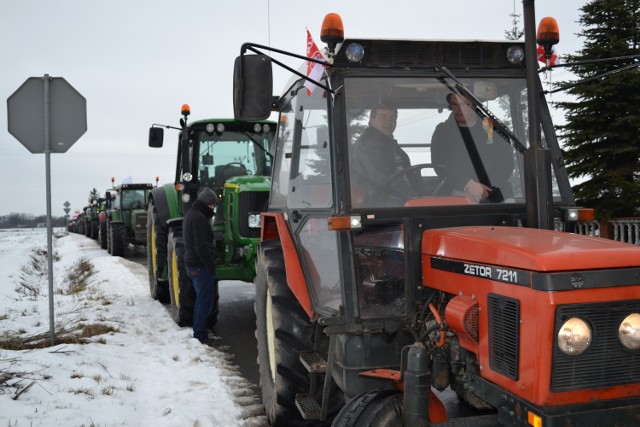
[{"xmin": 0, "ymin": 0, "xmax": 586, "ymax": 216}]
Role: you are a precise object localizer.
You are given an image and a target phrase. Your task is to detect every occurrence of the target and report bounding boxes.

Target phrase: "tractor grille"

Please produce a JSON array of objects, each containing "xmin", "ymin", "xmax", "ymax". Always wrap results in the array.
[
  {"xmin": 488, "ymin": 294, "xmax": 520, "ymax": 380},
  {"xmin": 551, "ymin": 300, "xmax": 640, "ymax": 392},
  {"xmin": 238, "ymin": 191, "xmax": 268, "ymax": 238},
  {"xmin": 465, "ymin": 304, "xmax": 479, "ymax": 342}
]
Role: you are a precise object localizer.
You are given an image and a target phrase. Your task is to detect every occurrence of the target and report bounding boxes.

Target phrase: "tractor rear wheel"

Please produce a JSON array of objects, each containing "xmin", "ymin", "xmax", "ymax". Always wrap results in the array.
[
  {"xmin": 110, "ymin": 222, "xmax": 126, "ymax": 257},
  {"xmin": 147, "ymin": 202, "xmax": 169, "ymax": 303},
  {"xmin": 254, "ymin": 240, "xmax": 342, "ymax": 426},
  {"xmin": 332, "ymin": 389, "xmax": 447, "ymax": 427},
  {"xmin": 167, "ymin": 227, "xmax": 195, "ymax": 326}
]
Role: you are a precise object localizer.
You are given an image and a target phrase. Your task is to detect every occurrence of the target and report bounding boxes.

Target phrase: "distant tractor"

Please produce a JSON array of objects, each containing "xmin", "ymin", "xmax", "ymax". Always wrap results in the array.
[
  {"xmin": 103, "ymin": 182, "xmax": 153, "ymax": 257},
  {"xmin": 82, "ymin": 201, "xmax": 100, "ymax": 240},
  {"xmin": 146, "ymin": 107, "xmax": 276, "ymax": 326}
]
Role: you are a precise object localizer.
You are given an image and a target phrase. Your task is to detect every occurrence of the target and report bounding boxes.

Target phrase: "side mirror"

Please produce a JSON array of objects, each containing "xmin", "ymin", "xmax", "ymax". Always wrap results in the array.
[
  {"xmin": 233, "ymin": 54, "xmax": 273, "ymax": 121},
  {"xmin": 149, "ymin": 127, "xmax": 164, "ymax": 148}
]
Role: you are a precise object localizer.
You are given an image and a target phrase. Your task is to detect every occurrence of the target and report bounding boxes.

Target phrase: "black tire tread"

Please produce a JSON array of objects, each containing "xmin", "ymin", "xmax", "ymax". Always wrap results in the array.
[
  {"xmin": 255, "ymin": 239, "xmax": 342, "ymax": 426},
  {"xmin": 332, "ymin": 390, "xmax": 402, "ymax": 427}
]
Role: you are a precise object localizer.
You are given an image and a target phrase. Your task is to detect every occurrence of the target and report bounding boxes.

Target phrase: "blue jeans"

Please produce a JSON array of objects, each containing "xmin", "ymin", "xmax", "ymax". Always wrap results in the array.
[{"xmin": 186, "ymin": 266, "xmax": 216, "ymax": 343}]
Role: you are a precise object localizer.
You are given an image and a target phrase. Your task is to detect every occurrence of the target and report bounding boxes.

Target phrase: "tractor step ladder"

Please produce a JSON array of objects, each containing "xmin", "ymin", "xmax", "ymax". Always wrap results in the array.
[
  {"xmin": 295, "ymin": 331, "xmax": 336, "ymax": 421},
  {"xmin": 295, "ymin": 350, "xmax": 327, "ymax": 420}
]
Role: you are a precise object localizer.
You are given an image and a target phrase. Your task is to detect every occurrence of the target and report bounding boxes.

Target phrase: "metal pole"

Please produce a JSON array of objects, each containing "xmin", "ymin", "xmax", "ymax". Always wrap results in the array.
[
  {"xmin": 523, "ymin": 0, "xmax": 554, "ymax": 230},
  {"xmin": 44, "ymin": 74, "xmax": 56, "ymax": 346}
]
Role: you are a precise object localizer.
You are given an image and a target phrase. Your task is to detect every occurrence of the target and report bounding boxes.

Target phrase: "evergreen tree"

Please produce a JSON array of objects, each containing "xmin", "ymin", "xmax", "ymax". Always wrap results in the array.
[
  {"xmin": 556, "ymin": 0, "xmax": 640, "ymax": 219},
  {"xmin": 88, "ymin": 188, "xmax": 100, "ymax": 203}
]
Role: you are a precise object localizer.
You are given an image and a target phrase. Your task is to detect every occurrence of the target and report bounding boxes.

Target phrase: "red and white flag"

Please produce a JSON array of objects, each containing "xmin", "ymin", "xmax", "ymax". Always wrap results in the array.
[
  {"xmin": 537, "ymin": 44, "xmax": 558, "ymax": 67},
  {"xmin": 305, "ymin": 29, "xmax": 326, "ymax": 95}
]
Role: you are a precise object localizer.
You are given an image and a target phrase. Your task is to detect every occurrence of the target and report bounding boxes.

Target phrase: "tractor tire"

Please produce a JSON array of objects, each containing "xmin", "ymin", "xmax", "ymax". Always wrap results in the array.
[
  {"xmin": 110, "ymin": 222, "xmax": 126, "ymax": 257},
  {"xmin": 147, "ymin": 202, "xmax": 169, "ymax": 303},
  {"xmin": 332, "ymin": 390, "xmax": 402, "ymax": 427},
  {"xmin": 106, "ymin": 221, "xmax": 112, "ymax": 254},
  {"xmin": 167, "ymin": 227, "xmax": 195, "ymax": 326},
  {"xmin": 332, "ymin": 389, "xmax": 448, "ymax": 427},
  {"xmin": 99, "ymin": 221, "xmax": 108, "ymax": 249},
  {"xmin": 90, "ymin": 220, "xmax": 99, "ymax": 240},
  {"xmin": 84, "ymin": 221, "xmax": 91, "ymax": 237},
  {"xmin": 254, "ymin": 240, "xmax": 342, "ymax": 426}
]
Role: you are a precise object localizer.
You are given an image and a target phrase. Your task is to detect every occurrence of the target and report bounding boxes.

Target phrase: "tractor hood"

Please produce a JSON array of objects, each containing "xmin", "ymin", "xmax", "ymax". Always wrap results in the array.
[
  {"xmin": 224, "ymin": 175, "xmax": 270, "ymax": 192},
  {"xmin": 422, "ymin": 226, "xmax": 640, "ymax": 272}
]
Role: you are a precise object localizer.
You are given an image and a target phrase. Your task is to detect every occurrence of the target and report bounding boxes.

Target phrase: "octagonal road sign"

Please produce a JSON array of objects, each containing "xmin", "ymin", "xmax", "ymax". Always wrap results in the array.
[{"xmin": 7, "ymin": 75, "xmax": 87, "ymax": 153}]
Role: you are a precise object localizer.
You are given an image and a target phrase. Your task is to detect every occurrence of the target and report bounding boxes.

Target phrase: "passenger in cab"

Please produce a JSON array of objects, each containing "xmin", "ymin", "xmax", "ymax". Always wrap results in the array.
[{"xmin": 431, "ymin": 93, "xmax": 515, "ymax": 203}]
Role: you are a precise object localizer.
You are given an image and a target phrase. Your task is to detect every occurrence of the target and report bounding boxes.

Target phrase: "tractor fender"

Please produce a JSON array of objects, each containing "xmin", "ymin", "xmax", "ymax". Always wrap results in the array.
[
  {"xmin": 149, "ymin": 187, "xmax": 171, "ymax": 229},
  {"xmin": 149, "ymin": 183, "xmax": 182, "ymax": 227},
  {"xmin": 261, "ymin": 213, "xmax": 314, "ymax": 319},
  {"xmin": 109, "ymin": 220, "xmax": 124, "ymax": 225},
  {"xmin": 166, "ymin": 218, "xmax": 183, "ymax": 232}
]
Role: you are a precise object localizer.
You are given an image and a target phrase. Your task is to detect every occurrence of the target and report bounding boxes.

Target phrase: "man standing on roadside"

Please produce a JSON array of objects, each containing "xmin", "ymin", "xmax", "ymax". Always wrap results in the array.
[{"xmin": 183, "ymin": 187, "xmax": 218, "ymax": 344}]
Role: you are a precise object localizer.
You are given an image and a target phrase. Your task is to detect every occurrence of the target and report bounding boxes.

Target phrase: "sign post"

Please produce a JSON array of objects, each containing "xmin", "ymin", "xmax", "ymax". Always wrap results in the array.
[{"xmin": 7, "ymin": 75, "xmax": 87, "ymax": 345}]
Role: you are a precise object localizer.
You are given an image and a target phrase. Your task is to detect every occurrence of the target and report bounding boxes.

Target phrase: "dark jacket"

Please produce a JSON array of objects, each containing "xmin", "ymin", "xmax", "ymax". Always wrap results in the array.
[
  {"xmin": 431, "ymin": 115, "xmax": 515, "ymax": 198},
  {"xmin": 350, "ymin": 126, "xmax": 419, "ymax": 200},
  {"xmin": 183, "ymin": 199, "xmax": 216, "ymax": 270}
]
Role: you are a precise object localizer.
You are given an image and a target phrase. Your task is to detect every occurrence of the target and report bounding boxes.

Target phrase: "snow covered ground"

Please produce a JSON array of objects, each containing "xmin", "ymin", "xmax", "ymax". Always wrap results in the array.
[{"xmin": 0, "ymin": 228, "xmax": 267, "ymax": 427}]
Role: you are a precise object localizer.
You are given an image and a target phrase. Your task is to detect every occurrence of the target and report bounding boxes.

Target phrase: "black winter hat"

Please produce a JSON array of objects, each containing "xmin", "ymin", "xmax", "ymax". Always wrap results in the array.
[{"xmin": 197, "ymin": 187, "xmax": 217, "ymax": 207}]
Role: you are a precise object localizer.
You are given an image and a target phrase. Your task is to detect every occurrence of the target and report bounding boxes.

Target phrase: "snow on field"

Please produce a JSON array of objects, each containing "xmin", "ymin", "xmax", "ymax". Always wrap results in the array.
[{"xmin": 0, "ymin": 228, "xmax": 267, "ymax": 427}]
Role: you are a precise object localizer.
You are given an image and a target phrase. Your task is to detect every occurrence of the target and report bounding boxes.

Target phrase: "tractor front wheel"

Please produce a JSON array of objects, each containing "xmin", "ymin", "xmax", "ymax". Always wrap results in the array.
[
  {"xmin": 98, "ymin": 221, "xmax": 108, "ymax": 249},
  {"xmin": 147, "ymin": 201, "xmax": 169, "ymax": 303},
  {"xmin": 332, "ymin": 389, "xmax": 447, "ymax": 427},
  {"xmin": 167, "ymin": 228, "xmax": 195, "ymax": 326},
  {"xmin": 110, "ymin": 222, "xmax": 126, "ymax": 257},
  {"xmin": 90, "ymin": 220, "xmax": 99, "ymax": 240}
]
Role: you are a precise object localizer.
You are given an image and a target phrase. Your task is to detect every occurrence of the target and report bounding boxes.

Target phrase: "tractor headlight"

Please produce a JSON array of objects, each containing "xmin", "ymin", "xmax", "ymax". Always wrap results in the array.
[
  {"xmin": 506, "ymin": 45, "xmax": 524, "ymax": 64},
  {"xmin": 182, "ymin": 172, "xmax": 193, "ymax": 182},
  {"xmin": 248, "ymin": 213, "xmax": 261, "ymax": 229},
  {"xmin": 619, "ymin": 313, "xmax": 640, "ymax": 350},
  {"xmin": 558, "ymin": 317, "xmax": 592, "ymax": 355},
  {"xmin": 181, "ymin": 193, "xmax": 191, "ymax": 203},
  {"xmin": 345, "ymin": 42, "xmax": 365, "ymax": 63}
]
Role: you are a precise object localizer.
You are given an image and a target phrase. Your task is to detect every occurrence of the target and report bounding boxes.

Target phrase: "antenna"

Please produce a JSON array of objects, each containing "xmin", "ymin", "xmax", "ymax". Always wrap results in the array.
[{"xmin": 267, "ymin": 0, "xmax": 271, "ymax": 49}]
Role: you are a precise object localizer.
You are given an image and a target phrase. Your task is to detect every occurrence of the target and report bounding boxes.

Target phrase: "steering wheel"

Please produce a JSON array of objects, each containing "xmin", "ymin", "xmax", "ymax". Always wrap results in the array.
[
  {"xmin": 224, "ymin": 162, "xmax": 245, "ymax": 169},
  {"xmin": 381, "ymin": 163, "xmax": 447, "ymax": 197}
]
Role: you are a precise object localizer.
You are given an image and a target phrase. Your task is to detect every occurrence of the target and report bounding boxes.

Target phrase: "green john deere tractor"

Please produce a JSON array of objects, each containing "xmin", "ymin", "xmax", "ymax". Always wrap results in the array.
[
  {"xmin": 83, "ymin": 201, "xmax": 100, "ymax": 240},
  {"xmin": 146, "ymin": 105, "xmax": 275, "ymax": 327},
  {"xmin": 104, "ymin": 183, "xmax": 153, "ymax": 257}
]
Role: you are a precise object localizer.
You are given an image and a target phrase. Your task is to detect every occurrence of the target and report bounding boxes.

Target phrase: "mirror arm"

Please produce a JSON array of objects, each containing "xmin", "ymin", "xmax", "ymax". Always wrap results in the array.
[
  {"xmin": 240, "ymin": 42, "xmax": 335, "ymax": 94},
  {"xmin": 151, "ymin": 123, "xmax": 181, "ymax": 131},
  {"xmin": 543, "ymin": 62, "xmax": 640, "ymax": 94}
]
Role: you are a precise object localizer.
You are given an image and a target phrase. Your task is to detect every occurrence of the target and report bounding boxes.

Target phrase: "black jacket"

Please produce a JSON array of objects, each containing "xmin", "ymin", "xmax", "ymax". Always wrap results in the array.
[
  {"xmin": 431, "ymin": 115, "xmax": 515, "ymax": 198},
  {"xmin": 183, "ymin": 199, "xmax": 216, "ymax": 270},
  {"xmin": 350, "ymin": 126, "xmax": 420, "ymax": 200}
]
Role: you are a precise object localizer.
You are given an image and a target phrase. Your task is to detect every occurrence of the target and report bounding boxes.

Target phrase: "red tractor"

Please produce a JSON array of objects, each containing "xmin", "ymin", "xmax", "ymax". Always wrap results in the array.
[{"xmin": 233, "ymin": 3, "xmax": 640, "ymax": 426}]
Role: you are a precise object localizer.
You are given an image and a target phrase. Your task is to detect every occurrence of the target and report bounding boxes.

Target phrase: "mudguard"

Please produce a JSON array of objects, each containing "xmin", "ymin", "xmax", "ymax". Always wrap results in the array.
[{"xmin": 261, "ymin": 213, "xmax": 314, "ymax": 319}]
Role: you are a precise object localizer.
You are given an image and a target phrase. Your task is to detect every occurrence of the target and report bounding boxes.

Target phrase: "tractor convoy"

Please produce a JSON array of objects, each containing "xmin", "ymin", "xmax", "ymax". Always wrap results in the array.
[
  {"xmin": 63, "ymin": 3, "xmax": 640, "ymax": 426},
  {"xmin": 69, "ymin": 179, "xmax": 155, "ymax": 258}
]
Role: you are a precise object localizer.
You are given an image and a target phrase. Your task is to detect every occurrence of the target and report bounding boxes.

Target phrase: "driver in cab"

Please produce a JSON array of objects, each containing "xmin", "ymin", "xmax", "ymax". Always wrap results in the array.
[{"xmin": 350, "ymin": 101, "xmax": 422, "ymax": 206}]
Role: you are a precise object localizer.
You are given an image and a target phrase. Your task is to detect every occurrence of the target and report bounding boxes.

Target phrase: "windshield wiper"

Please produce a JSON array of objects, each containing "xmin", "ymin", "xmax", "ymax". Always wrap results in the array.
[
  {"xmin": 436, "ymin": 65, "xmax": 527, "ymax": 153},
  {"xmin": 242, "ymin": 132, "xmax": 273, "ymax": 159}
]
